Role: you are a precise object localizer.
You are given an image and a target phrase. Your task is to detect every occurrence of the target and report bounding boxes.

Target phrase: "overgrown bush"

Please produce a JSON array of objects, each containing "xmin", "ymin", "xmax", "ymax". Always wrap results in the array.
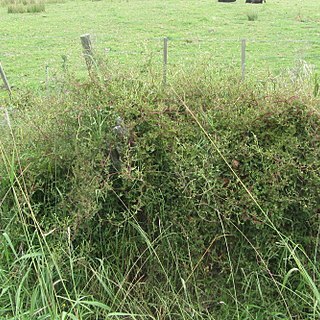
[{"xmin": 1, "ymin": 70, "xmax": 320, "ymax": 319}]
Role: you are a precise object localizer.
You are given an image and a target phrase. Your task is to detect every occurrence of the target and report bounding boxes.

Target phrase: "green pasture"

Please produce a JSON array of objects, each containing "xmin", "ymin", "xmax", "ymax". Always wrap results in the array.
[{"xmin": 0, "ymin": 0, "xmax": 320, "ymax": 89}]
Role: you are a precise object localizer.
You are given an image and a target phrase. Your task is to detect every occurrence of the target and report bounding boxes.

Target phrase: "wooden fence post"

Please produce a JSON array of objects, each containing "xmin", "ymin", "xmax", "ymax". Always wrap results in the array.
[
  {"xmin": 241, "ymin": 39, "xmax": 246, "ymax": 81},
  {"xmin": 80, "ymin": 34, "xmax": 94, "ymax": 74},
  {"xmin": 0, "ymin": 62, "xmax": 12, "ymax": 96},
  {"xmin": 163, "ymin": 37, "xmax": 168, "ymax": 86},
  {"xmin": 45, "ymin": 64, "xmax": 50, "ymax": 94}
]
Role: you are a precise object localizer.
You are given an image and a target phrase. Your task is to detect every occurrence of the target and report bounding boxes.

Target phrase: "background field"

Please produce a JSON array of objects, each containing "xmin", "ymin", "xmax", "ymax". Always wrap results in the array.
[{"xmin": 1, "ymin": 0, "xmax": 320, "ymax": 89}]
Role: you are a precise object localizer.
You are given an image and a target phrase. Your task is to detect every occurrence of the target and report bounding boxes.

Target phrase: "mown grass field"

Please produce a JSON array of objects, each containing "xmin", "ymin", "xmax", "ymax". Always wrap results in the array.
[{"xmin": 0, "ymin": 0, "xmax": 320, "ymax": 89}]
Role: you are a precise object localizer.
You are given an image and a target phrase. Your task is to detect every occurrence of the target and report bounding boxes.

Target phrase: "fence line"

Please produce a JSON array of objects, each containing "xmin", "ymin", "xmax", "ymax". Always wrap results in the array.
[
  {"xmin": 1, "ymin": 34, "xmax": 320, "ymax": 90},
  {"xmin": 1, "ymin": 37, "xmax": 319, "ymax": 57},
  {"xmin": 2, "ymin": 39, "xmax": 317, "ymax": 55}
]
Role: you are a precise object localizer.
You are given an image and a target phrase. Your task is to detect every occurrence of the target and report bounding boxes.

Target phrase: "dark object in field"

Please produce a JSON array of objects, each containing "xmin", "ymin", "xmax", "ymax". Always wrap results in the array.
[
  {"xmin": 218, "ymin": 0, "xmax": 236, "ymax": 2},
  {"xmin": 246, "ymin": 0, "xmax": 266, "ymax": 3}
]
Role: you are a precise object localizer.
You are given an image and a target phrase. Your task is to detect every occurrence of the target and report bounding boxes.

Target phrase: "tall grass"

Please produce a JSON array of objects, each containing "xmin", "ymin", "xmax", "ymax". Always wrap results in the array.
[
  {"xmin": 1, "ymin": 0, "xmax": 62, "ymax": 4},
  {"xmin": 1, "ymin": 67, "xmax": 320, "ymax": 319},
  {"xmin": 7, "ymin": 1, "xmax": 45, "ymax": 13}
]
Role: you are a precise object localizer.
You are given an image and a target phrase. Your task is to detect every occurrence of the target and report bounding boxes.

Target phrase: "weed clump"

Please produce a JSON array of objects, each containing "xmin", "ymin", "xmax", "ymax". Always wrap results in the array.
[{"xmin": 247, "ymin": 11, "xmax": 258, "ymax": 21}]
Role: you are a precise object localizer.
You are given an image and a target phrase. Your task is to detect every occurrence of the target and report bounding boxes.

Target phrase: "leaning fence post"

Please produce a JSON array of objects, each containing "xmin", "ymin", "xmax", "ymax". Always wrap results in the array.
[
  {"xmin": 241, "ymin": 39, "xmax": 246, "ymax": 81},
  {"xmin": 163, "ymin": 37, "xmax": 168, "ymax": 86},
  {"xmin": 80, "ymin": 34, "xmax": 94, "ymax": 75},
  {"xmin": 0, "ymin": 62, "xmax": 12, "ymax": 96}
]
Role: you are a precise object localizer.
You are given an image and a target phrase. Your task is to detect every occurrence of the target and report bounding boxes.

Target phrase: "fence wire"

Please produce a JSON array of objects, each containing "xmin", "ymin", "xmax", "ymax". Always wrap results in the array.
[{"xmin": 1, "ymin": 35, "xmax": 320, "ymax": 90}]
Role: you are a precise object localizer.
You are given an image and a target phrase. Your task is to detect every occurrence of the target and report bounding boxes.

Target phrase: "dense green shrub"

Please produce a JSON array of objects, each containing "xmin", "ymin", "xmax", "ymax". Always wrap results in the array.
[{"xmin": 1, "ymin": 71, "xmax": 320, "ymax": 318}]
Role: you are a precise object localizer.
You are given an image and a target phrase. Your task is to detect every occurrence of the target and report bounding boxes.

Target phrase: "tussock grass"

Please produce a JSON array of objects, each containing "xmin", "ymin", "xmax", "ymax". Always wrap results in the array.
[
  {"xmin": 7, "ymin": 3, "xmax": 24, "ymax": 12},
  {"xmin": 7, "ymin": 0, "xmax": 45, "ymax": 13},
  {"xmin": 1, "ymin": 68, "xmax": 320, "ymax": 319},
  {"xmin": 2, "ymin": 0, "xmax": 60, "ymax": 4},
  {"xmin": 246, "ymin": 11, "xmax": 258, "ymax": 21},
  {"xmin": 26, "ymin": 2, "xmax": 44, "ymax": 12}
]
